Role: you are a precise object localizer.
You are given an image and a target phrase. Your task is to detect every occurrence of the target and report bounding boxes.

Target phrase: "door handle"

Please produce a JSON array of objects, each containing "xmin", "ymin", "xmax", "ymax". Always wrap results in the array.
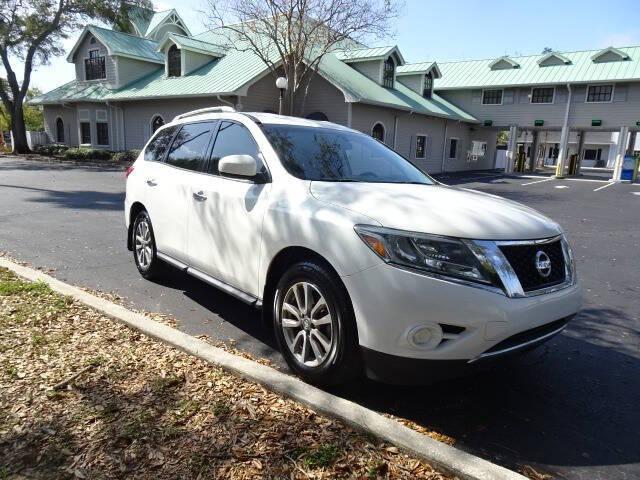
[
  {"xmin": 146, "ymin": 178, "xmax": 158, "ymax": 187},
  {"xmin": 193, "ymin": 191, "xmax": 208, "ymax": 201}
]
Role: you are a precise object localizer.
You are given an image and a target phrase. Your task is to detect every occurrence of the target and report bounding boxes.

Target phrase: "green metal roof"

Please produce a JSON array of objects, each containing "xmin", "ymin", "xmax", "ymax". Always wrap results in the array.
[
  {"xmin": 334, "ymin": 46, "xmax": 405, "ymax": 64},
  {"xmin": 67, "ymin": 25, "xmax": 163, "ymax": 64},
  {"xmin": 397, "ymin": 61, "xmax": 436, "ymax": 74},
  {"xmin": 35, "ymin": 25, "xmax": 471, "ymax": 122},
  {"xmin": 145, "ymin": 10, "xmax": 173, "ymax": 36},
  {"xmin": 318, "ymin": 53, "xmax": 476, "ymax": 122},
  {"xmin": 435, "ymin": 46, "xmax": 640, "ymax": 90},
  {"xmin": 158, "ymin": 33, "xmax": 225, "ymax": 57},
  {"xmin": 29, "ymin": 81, "xmax": 112, "ymax": 105}
]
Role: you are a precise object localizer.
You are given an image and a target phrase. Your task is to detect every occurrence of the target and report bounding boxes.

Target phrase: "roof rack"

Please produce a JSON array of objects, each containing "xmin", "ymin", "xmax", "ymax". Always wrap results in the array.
[{"xmin": 173, "ymin": 106, "xmax": 235, "ymax": 121}]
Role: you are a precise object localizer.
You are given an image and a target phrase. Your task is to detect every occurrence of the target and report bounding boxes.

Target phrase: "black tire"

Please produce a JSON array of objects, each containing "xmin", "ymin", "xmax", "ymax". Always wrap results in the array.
[
  {"xmin": 273, "ymin": 261, "xmax": 362, "ymax": 386},
  {"xmin": 131, "ymin": 210, "xmax": 163, "ymax": 280}
]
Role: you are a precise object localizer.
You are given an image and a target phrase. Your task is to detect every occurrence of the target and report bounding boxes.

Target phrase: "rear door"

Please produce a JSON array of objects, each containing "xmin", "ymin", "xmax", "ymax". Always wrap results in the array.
[
  {"xmin": 187, "ymin": 120, "xmax": 271, "ymax": 297},
  {"xmin": 145, "ymin": 121, "xmax": 216, "ymax": 261}
]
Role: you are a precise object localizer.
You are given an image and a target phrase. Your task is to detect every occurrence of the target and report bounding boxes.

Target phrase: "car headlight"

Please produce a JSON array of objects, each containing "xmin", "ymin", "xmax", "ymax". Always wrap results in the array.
[{"xmin": 354, "ymin": 225, "xmax": 499, "ymax": 286}]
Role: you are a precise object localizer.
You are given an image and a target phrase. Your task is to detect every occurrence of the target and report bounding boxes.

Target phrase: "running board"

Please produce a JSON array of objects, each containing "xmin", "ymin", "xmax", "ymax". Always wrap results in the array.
[{"xmin": 157, "ymin": 252, "xmax": 260, "ymax": 307}]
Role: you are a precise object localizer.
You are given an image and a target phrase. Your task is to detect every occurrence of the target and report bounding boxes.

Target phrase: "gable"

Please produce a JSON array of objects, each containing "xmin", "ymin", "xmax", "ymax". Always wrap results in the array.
[
  {"xmin": 489, "ymin": 56, "xmax": 519, "ymax": 70},
  {"xmin": 538, "ymin": 52, "xmax": 571, "ymax": 67},
  {"xmin": 592, "ymin": 47, "xmax": 630, "ymax": 63}
]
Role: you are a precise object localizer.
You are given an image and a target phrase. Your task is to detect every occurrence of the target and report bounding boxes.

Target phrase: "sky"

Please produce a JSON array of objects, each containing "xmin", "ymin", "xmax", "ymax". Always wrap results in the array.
[{"xmin": 8, "ymin": 0, "xmax": 640, "ymax": 92}]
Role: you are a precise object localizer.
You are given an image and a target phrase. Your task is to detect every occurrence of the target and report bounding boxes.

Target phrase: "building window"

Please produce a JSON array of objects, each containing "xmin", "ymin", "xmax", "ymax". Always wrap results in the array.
[
  {"xmin": 84, "ymin": 50, "xmax": 106, "ymax": 80},
  {"xmin": 531, "ymin": 87, "xmax": 554, "ymax": 104},
  {"xmin": 583, "ymin": 148, "xmax": 602, "ymax": 161},
  {"xmin": 586, "ymin": 84, "xmax": 613, "ymax": 103},
  {"xmin": 415, "ymin": 135, "xmax": 426, "ymax": 158},
  {"xmin": 80, "ymin": 122, "xmax": 91, "ymax": 144},
  {"xmin": 449, "ymin": 138, "xmax": 458, "ymax": 159},
  {"xmin": 55, "ymin": 118, "xmax": 64, "ymax": 143},
  {"xmin": 482, "ymin": 89, "xmax": 503, "ymax": 105},
  {"xmin": 383, "ymin": 56, "xmax": 395, "ymax": 88},
  {"xmin": 151, "ymin": 115, "xmax": 165, "ymax": 133},
  {"xmin": 372, "ymin": 122, "xmax": 385, "ymax": 142},
  {"xmin": 167, "ymin": 44, "xmax": 181, "ymax": 77},
  {"xmin": 96, "ymin": 122, "xmax": 109, "ymax": 146},
  {"xmin": 423, "ymin": 73, "xmax": 433, "ymax": 98}
]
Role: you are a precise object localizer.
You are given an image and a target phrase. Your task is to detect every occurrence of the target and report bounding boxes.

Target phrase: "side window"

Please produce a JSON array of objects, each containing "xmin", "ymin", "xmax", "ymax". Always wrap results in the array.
[
  {"xmin": 209, "ymin": 121, "xmax": 266, "ymax": 176},
  {"xmin": 144, "ymin": 125, "xmax": 177, "ymax": 162},
  {"xmin": 166, "ymin": 122, "xmax": 215, "ymax": 172}
]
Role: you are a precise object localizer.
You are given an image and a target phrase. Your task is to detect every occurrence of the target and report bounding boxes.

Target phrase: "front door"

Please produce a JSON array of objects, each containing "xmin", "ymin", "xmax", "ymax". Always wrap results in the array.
[
  {"xmin": 187, "ymin": 120, "xmax": 271, "ymax": 297},
  {"xmin": 146, "ymin": 121, "xmax": 216, "ymax": 261}
]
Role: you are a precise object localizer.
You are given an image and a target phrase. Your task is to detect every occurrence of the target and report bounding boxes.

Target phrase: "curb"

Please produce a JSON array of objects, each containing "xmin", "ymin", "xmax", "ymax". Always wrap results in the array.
[{"xmin": 0, "ymin": 257, "xmax": 525, "ymax": 480}]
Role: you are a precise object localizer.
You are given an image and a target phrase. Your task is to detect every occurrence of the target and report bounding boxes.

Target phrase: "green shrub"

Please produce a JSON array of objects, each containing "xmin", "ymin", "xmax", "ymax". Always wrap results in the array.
[
  {"xmin": 63, "ymin": 147, "xmax": 113, "ymax": 161},
  {"xmin": 33, "ymin": 144, "xmax": 69, "ymax": 156},
  {"xmin": 111, "ymin": 149, "xmax": 140, "ymax": 163}
]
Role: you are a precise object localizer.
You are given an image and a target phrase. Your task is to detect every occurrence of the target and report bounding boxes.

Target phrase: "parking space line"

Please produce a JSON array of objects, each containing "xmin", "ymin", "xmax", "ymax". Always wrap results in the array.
[
  {"xmin": 522, "ymin": 178, "xmax": 554, "ymax": 186},
  {"xmin": 594, "ymin": 182, "xmax": 615, "ymax": 192}
]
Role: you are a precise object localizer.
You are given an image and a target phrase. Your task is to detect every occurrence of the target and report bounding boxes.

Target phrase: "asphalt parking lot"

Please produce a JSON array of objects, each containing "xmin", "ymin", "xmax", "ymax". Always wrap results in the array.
[{"xmin": 0, "ymin": 157, "xmax": 638, "ymax": 479}]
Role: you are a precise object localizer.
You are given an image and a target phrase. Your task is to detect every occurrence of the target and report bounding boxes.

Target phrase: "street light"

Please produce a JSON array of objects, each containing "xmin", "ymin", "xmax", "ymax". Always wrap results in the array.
[{"xmin": 276, "ymin": 76, "xmax": 287, "ymax": 115}]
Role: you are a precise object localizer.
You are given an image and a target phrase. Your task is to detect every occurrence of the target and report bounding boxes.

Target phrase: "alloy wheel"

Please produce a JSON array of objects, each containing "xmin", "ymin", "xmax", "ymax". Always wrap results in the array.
[
  {"xmin": 280, "ymin": 281, "xmax": 334, "ymax": 367},
  {"xmin": 135, "ymin": 219, "xmax": 153, "ymax": 269}
]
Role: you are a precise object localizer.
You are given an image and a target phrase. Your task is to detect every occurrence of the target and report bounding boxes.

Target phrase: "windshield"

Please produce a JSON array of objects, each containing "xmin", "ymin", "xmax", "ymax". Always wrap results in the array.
[{"xmin": 261, "ymin": 124, "xmax": 435, "ymax": 184}]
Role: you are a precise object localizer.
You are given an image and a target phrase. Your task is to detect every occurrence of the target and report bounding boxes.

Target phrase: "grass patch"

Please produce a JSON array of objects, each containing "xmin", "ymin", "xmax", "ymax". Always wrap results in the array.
[{"xmin": 302, "ymin": 443, "xmax": 341, "ymax": 469}]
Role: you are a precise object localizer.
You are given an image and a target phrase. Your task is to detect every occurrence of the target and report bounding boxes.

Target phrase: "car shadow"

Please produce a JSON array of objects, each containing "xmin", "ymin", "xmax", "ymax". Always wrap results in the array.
[
  {"xmin": 326, "ymin": 305, "xmax": 639, "ymax": 476},
  {"xmin": 0, "ymin": 183, "xmax": 124, "ymax": 211}
]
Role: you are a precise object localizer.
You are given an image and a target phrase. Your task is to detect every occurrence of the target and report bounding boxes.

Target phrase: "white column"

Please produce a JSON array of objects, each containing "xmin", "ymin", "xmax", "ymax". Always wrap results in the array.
[
  {"xmin": 555, "ymin": 125, "xmax": 570, "ymax": 178},
  {"xmin": 612, "ymin": 126, "xmax": 629, "ymax": 181},
  {"xmin": 504, "ymin": 125, "xmax": 518, "ymax": 173}
]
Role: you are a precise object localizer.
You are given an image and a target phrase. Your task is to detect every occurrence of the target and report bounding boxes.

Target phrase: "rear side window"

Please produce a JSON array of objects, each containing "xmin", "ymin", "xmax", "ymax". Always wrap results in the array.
[
  {"xmin": 209, "ymin": 121, "xmax": 266, "ymax": 175},
  {"xmin": 166, "ymin": 122, "xmax": 215, "ymax": 172},
  {"xmin": 144, "ymin": 126, "xmax": 177, "ymax": 162}
]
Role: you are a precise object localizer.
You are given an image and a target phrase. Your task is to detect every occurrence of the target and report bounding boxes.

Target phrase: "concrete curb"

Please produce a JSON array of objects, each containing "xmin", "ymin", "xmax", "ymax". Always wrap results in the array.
[{"xmin": 0, "ymin": 257, "xmax": 525, "ymax": 480}]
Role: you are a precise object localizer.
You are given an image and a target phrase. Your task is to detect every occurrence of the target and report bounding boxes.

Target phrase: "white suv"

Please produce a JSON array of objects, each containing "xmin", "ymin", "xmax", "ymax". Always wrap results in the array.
[{"xmin": 125, "ymin": 107, "xmax": 582, "ymax": 385}]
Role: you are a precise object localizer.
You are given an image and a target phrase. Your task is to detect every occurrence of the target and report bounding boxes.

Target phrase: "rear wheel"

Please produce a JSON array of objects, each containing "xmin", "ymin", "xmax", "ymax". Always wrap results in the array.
[
  {"xmin": 273, "ymin": 261, "xmax": 361, "ymax": 385},
  {"xmin": 132, "ymin": 210, "xmax": 162, "ymax": 279}
]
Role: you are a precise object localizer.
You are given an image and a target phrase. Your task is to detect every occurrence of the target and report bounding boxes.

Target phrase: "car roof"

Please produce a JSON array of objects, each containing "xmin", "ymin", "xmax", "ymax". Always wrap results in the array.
[{"xmin": 170, "ymin": 110, "xmax": 353, "ymax": 133}]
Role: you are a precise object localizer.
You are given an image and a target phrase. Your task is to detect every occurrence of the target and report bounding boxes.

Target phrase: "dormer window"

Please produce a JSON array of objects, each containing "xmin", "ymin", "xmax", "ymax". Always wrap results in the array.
[
  {"xmin": 85, "ymin": 49, "xmax": 106, "ymax": 80},
  {"xmin": 423, "ymin": 73, "xmax": 433, "ymax": 98},
  {"xmin": 383, "ymin": 56, "xmax": 395, "ymax": 88},
  {"xmin": 167, "ymin": 44, "xmax": 181, "ymax": 77}
]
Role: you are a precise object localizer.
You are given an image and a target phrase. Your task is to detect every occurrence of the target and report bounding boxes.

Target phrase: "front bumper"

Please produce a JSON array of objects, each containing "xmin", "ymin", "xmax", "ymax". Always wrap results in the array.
[{"xmin": 341, "ymin": 261, "xmax": 582, "ymax": 378}]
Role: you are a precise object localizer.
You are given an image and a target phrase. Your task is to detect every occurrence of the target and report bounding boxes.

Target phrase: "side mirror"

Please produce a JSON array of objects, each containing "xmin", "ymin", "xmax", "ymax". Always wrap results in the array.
[{"xmin": 218, "ymin": 154, "xmax": 258, "ymax": 178}]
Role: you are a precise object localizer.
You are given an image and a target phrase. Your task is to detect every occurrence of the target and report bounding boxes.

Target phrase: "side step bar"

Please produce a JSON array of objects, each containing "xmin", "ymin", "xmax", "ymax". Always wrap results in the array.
[{"xmin": 157, "ymin": 252, "xmax": 261, "ymax": 307}]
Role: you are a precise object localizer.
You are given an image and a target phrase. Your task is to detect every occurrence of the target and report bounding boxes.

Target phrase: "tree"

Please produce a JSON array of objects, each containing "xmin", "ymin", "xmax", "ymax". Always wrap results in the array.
[
  {"xmin": 542, "ymin": 47, "xmax": 553, "ymax": 54},
  {"xmin": 0, "ymin": 86, "xmax": 44, "ymax": 133},
  {"xmin": 207, "ymin": 0, "xmax": 402, "ymax": 116},
  {"xmin": 0, "ymin": 0, "xmax": 151, "ymax": 153}
]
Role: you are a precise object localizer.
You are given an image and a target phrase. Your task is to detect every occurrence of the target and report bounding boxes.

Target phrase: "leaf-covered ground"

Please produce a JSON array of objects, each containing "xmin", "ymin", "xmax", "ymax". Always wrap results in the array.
[{"xmin": 0, "ymin": 267, "xmax": 450, "ymax": 479}]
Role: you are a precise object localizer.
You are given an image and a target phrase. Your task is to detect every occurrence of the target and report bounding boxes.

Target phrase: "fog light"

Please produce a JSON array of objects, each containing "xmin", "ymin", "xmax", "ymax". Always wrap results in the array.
[{"xmin": 408, "ymin": 324, "xmax": 443, "ymax": 350}]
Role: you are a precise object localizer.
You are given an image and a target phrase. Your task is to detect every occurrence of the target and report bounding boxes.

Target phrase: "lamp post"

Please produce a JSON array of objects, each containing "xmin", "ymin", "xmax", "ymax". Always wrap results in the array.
[{"xmin": 276, "ymin": 76, "xmax": 288, "ymax": 115}]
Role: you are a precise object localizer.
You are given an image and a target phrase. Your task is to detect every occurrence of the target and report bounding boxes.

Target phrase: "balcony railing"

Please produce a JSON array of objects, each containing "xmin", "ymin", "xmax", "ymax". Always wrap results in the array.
[{"xmin": 84, "ymin": 57, "xmax": 106, "ymax": 81}]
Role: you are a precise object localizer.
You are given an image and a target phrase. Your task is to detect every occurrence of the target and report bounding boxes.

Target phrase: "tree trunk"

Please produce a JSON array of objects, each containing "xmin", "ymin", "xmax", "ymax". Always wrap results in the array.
[{"xmin": 11, "ymin": 104, "xmax": 30, "ymax": 154}]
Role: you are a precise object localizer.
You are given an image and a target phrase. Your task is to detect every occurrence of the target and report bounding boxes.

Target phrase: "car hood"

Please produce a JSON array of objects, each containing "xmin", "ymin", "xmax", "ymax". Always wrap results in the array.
[{"xmin": 309, "ymin": 182, "xmax": 562, "ymax": 240}]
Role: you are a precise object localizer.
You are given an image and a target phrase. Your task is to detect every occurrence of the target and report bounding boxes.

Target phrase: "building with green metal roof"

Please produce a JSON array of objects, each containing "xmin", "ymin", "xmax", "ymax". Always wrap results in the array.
[{"xmin": 31, "ymin": 5, "xmax": 640, "ymax": 177}]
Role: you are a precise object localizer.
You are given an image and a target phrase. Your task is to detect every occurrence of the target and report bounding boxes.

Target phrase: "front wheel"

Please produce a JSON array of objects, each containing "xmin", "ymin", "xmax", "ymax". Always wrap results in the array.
[
  {"xmin": 132, "ymin": 210, "xmax": 162, "ymax": 280},
  {"xmin": 273, "ymin": 261, "xmax": 361, "ymax": 386}
]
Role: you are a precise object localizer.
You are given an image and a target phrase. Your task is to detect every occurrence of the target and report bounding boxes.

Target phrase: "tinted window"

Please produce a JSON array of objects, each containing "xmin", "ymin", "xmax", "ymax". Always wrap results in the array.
[
  {"xmin": 262, "ymin": 124, "xmax": 434, "ymax": 184},
  {"xmin": 144, "ymin": 125, "xmax": 177, "ymax": 162},
  {"xmin": 209, "ymin": 121, "xmax": 266, "ymax": 175},
  {"xmin": 166, "ymin": 122, "xmax": 214, "ymax": 172}
]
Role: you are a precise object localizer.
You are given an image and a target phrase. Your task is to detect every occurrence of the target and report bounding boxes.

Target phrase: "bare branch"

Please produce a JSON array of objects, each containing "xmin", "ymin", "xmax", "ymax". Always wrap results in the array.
[{"xmin": 206, "ymin": 0, "xmax": 401, "ymax": 115}]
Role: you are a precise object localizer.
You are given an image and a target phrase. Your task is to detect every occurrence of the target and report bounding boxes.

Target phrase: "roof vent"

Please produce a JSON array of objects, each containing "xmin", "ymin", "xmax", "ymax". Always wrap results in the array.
[
  {"xmin": 591, "ymin": 46, "xmax": 630, "ymax": 63},
  {"xmin": 489, "ymin": 56, "xmax": 520, "ymax": 70}
]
